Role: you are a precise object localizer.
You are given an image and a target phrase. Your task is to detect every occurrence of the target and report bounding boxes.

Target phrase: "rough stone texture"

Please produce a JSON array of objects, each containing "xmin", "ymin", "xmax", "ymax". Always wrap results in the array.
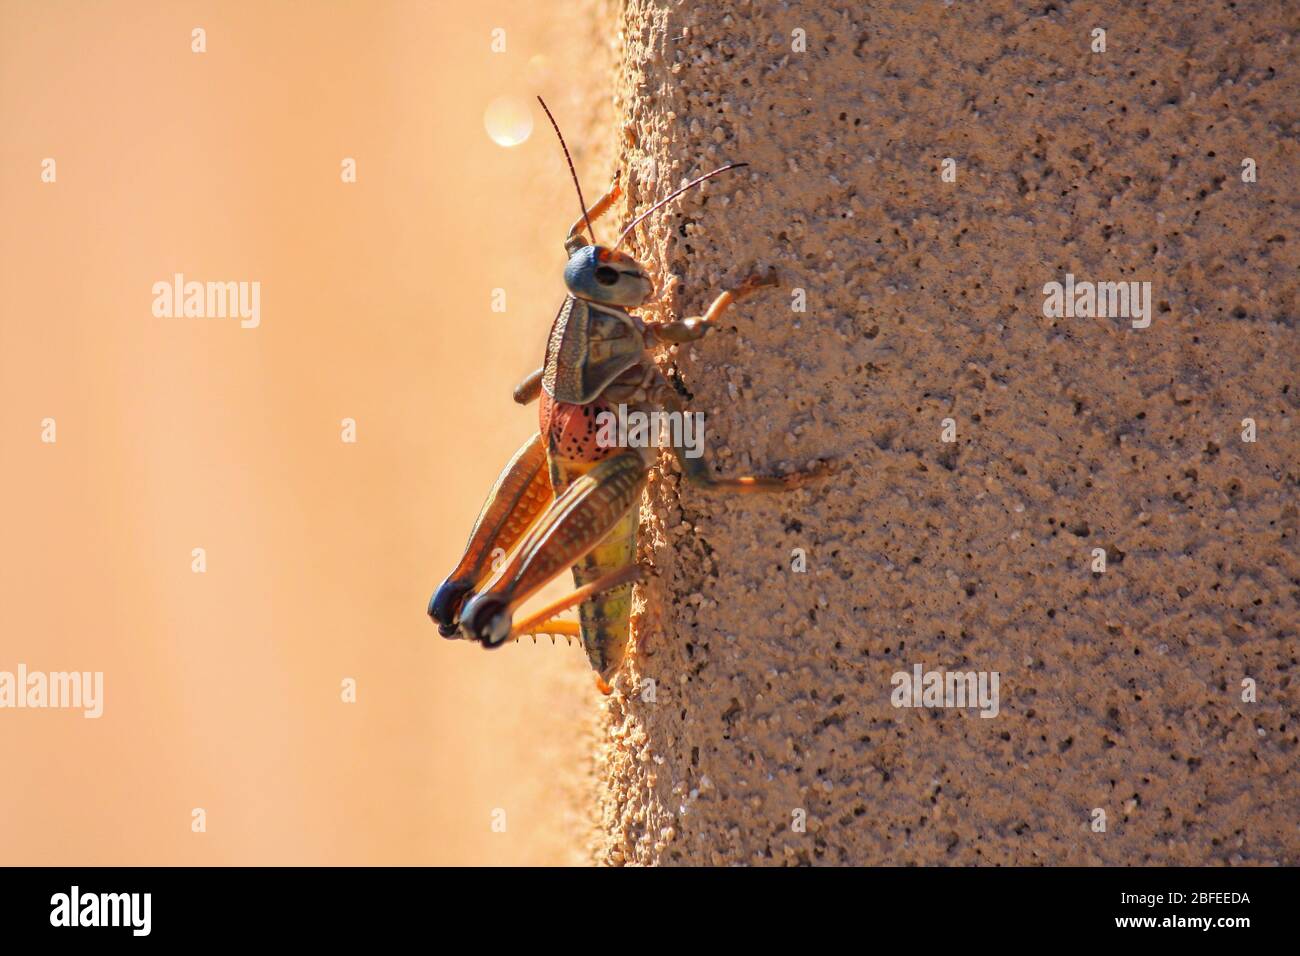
[{"xmin": 595, "ymin": 0, "xmax": 1298, "ymax": 865}]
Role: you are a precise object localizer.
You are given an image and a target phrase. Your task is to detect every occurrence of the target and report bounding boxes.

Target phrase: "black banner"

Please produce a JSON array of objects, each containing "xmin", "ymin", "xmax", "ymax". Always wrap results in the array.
[{"xmin": 0, "ymin": 866, "xmax": 1284, "ymax": 942}]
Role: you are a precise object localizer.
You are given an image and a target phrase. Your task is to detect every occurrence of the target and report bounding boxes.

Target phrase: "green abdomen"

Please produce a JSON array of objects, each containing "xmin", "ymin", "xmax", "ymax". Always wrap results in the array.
[{"xmin": 548, "ymin": 452, "xmax": 637, "ymax": 683}]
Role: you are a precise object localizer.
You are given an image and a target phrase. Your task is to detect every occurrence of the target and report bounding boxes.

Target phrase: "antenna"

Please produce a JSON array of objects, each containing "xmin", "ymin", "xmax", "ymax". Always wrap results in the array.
[
  {"xmin": 613, "ymin": 162, "xmax": 749, "ymax": 252},
  {"xmin": 536, "ymin": 96, "xmax": 594, "ymax": 243}
]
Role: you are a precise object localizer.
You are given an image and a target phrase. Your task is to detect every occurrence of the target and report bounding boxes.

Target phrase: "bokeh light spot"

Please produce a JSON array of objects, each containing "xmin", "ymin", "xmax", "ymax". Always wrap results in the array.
[{"xmin": 484, "ymin": 96, "xmax": 533, "ymax": 147}]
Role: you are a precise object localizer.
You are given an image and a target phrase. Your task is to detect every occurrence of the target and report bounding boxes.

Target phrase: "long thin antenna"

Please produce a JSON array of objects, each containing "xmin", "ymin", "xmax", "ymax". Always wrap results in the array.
[
  {"xmin": 613, "ymin": 162, "xmax": 749, "ymax": 252},
  {"xmin": 536, "ymin": 96, "xmax": 593, "ymax": 243}
]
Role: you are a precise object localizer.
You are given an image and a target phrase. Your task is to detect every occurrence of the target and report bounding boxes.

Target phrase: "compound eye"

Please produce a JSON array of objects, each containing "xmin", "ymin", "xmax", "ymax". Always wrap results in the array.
[{"xmin": 594, "ymin": 266, "xmax": 620, "ymax": 286}]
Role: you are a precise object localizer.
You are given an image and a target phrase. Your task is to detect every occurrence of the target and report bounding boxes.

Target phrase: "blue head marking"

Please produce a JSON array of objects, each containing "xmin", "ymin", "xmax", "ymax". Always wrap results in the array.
[{"xmin": 563, "ymin": 245, "xmax": 602, "ymax": 299}]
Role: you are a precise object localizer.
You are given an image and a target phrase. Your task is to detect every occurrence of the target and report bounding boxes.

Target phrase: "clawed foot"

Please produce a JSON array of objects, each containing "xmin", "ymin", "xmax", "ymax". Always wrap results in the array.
[
  {"xmin": 732, "ymin": 267, "xmax": 780, "ymax": 300},
  {"xmin": 784, "ymin": 457, "xmax": 839, "ymax": 489}
]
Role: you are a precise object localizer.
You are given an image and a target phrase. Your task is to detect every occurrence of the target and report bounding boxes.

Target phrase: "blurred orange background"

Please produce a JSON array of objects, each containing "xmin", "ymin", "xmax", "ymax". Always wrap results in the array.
[{"xmin": 0, "ymin": 0, "xmax": 613, "ymax": 864}]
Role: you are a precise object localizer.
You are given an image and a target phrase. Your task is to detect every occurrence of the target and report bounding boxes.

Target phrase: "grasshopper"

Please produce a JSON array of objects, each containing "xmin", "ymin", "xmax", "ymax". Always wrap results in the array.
[{"xmin": 428, "ymin": 98, "xmax": 830, "ymax": 694}]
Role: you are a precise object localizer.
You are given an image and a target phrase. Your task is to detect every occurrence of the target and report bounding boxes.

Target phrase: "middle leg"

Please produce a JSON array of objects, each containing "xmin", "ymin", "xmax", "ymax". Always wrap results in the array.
[{"xmin": 640, "ymin": 373, "xmax": 834, "ymax": 492}]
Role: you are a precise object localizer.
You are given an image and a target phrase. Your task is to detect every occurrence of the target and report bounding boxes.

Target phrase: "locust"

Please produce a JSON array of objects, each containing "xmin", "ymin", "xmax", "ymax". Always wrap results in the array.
[{"xmin": 428, "ymin": 98, "xmax": 830, "ymax": 694}]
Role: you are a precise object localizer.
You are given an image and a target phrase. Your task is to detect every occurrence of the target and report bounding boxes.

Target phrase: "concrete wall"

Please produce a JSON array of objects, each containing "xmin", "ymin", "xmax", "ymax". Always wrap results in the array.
[{"xmin": 595, "ymin": 0, "xmax": 1297, "ymax": 865}]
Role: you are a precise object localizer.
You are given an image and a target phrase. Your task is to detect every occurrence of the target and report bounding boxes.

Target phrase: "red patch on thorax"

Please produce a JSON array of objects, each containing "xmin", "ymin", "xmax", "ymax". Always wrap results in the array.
[{"xmin": 539, "ymin": 391, "xmax": 617, "ymax": 464}]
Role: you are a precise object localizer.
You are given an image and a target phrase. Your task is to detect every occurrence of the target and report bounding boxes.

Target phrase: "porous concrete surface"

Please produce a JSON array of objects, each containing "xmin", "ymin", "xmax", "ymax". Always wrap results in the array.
[{"xmin": 594, "ymin": 1, "xmax": 1298, "ymax": 865}]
